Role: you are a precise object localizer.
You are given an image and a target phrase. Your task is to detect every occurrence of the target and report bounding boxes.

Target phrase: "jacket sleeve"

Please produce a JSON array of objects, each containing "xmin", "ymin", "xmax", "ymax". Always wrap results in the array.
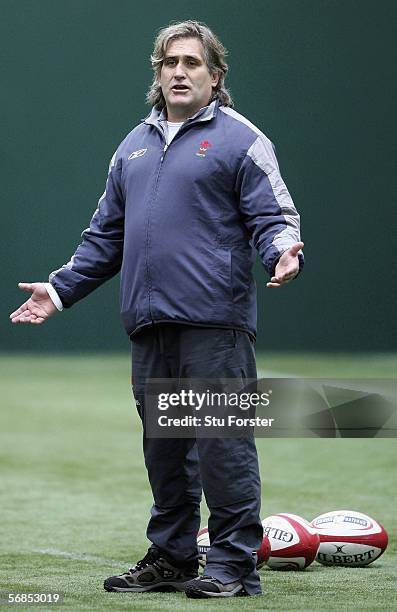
[
  {"xmin": 49, "ymin": 151, "xmax": 125, "ymax": 307},
  {"xmin": 235, "ymin": 134, "xmax": 304, "ymax": 276}
]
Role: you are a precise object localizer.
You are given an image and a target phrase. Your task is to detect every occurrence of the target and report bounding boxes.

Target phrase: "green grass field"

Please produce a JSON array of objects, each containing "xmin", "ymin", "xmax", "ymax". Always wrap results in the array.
[{"xmin": 0, "ymin": 353, "xmax": 396, "ymax": 611}]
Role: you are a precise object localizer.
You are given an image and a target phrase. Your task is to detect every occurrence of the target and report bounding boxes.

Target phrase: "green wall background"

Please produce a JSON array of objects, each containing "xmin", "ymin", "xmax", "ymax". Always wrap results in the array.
[{"xmin": 2, "ymin": 0, "xmax": 396, "ymax": 352}]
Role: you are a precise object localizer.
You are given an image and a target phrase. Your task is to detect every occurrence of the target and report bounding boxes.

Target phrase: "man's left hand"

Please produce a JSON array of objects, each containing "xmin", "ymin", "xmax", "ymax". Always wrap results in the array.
[{"xmin": 266, "ymin": 242, "xmax": 304, "ymax": 288}]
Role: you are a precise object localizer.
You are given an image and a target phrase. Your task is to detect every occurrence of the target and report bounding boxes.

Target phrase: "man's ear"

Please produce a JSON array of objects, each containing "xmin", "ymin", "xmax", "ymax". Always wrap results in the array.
[{"xmin": 211, "ymin": 71, "xmax": 220, "ymax": 88}]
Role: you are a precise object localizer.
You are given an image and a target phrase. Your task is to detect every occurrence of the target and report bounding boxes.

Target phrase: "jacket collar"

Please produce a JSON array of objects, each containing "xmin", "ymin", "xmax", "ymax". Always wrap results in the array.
[{"xmin": 143, "ymin": 99, "xmax": 219, "ymax": 129}]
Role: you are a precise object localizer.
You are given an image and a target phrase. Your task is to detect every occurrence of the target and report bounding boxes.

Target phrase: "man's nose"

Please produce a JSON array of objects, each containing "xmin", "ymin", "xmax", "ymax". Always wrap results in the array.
[{"xmin": 174, "ymin": 61, "xmax": 186, "ymax": 78}]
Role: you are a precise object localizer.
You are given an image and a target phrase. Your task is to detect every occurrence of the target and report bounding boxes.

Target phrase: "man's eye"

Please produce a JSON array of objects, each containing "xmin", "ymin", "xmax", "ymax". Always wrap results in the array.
[{"xmin": 165, "ymin": 59, "xmax": 176, "ymax": 66}]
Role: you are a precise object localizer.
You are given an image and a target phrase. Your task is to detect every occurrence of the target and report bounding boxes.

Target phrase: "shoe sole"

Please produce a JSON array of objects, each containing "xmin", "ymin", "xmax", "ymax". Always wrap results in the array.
[
  {"xmin": 104, "ymin": 581, "xmax": 194, "ymax": 593},
  {"xmin": 185, "ymin": 585, "xmax": 246, "ymax": 598}
]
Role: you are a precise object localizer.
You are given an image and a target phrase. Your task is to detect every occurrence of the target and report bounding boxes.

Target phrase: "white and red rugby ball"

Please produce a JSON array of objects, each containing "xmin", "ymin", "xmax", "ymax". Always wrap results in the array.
[
  {"xmin": 197, "ymin": 526, "xmax": 210, "ymax": 567},
  {"xmin": 311, "ymin": 510, "xmax": 388, "ymax": 567},
  {"xmin": 197, "ymin": 526, "xmax": 271, "ymax": 569},
  {"xmin": 256, "ymin": 533, "xmax": 272, "ymax": 569},
  {"xmin": 262, "ymin": 513, "xmax": 320, "ymax": 570}
]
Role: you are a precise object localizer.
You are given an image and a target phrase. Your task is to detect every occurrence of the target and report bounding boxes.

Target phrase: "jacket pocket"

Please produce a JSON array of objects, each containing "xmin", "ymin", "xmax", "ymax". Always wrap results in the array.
[{"xmin": 209, "ymin": 248, "xmax": 233, "ymax": 311}]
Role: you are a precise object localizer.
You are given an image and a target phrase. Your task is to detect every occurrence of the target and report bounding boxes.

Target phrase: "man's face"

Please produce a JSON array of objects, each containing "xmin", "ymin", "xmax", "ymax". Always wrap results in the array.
[{"xmin": 159, "ymin": 37, "xmax": 219, "ymax": 122}]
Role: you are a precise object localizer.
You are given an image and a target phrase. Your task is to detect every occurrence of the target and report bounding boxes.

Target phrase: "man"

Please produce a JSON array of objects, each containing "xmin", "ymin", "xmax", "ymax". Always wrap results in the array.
[{"xmin": 10, "ymin": 21, "xmax": 304, "ymax": 598}]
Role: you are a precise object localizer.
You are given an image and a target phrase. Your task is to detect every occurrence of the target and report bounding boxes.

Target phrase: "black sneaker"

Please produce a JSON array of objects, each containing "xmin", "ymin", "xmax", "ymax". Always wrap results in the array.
[
  {"xmin": 185, "ymin": 576, "xmax": 247, "ymax": 598},
  {"xmin": 104, "ymin": 548, "xmax": 198, "ymax": 593}
]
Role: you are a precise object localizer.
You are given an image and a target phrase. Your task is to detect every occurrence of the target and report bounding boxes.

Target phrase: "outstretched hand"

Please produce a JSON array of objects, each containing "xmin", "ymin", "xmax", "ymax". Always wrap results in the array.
[
  {"xmin": 266, "ymin": 242, "xmax": 304, "ymax": 289},
  {"xmin": 10, "ymin": 283, "xmax": 57, "ymax": 324}
]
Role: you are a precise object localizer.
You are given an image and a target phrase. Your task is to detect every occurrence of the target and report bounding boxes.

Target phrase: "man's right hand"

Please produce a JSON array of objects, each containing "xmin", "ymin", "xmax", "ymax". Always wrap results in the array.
[{"xmin": 10, "ymin": 283, "xmax": 57, "ymax": 324}]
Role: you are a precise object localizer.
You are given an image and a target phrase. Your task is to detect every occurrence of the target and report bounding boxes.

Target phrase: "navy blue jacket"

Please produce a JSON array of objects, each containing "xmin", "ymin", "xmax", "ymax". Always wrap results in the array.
[{"xmin": 50, "ymin": 100, "xmax": 303, "ymax": 339}]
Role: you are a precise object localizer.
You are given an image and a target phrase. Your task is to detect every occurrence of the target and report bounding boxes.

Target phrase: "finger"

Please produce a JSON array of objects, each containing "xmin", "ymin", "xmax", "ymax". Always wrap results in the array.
[
  {"xmin": 11, "ymin": 314, "xmax": 32, "ymax": 323},
  {"xmin": 271, "ymin": 275, "xmax": 291, "ymax": 283},
  {"xmin": 9, "ymin": 302, "xmax": 29, "ymax": 319},
  {"xmin": 278, "ymin": 273, "xmax": 295, "ymax": 284},
  {"xmin": 267, "ymin": 274, "xmax": 295, "ymax": 288},
  {"xmin": 13, "ymin": 306, "xmax": 47, "ymax": 323},
  {"xmin": 266, "ymin": 281, "xmax": 281, "ymax": 288},
  {"xmin": 288, "ymin": 242, "xmax": 304, "ymax": 257},
  {"xmin": 11, "ymin": 306, "xmax": 33, "ymax": 321},
  {"xmin": 18, "ymin": 282, "xmax": 34, "ymax": 293}
]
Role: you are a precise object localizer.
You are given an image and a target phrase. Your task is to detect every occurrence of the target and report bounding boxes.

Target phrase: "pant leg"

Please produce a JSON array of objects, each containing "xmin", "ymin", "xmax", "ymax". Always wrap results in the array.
[
  {"xmin": 131, "ymin": 326, "xmax": 201, "ymax": 566},
  {"xmin": 178, "ymin": 327, "xmax": 263, "ymax": 595}
]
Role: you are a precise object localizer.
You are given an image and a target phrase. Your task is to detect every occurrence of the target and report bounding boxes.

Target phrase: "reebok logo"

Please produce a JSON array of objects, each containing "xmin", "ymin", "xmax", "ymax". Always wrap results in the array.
[{"xmin": 128, "ymin": 148, "xmax": 147, "ymax": 160}]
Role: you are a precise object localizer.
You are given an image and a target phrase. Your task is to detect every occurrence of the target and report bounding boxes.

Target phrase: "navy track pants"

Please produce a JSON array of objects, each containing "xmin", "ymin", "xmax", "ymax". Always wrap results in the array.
[{"xmin": 130, "ymin": 324, "xmax": 263, "ymax": 595}]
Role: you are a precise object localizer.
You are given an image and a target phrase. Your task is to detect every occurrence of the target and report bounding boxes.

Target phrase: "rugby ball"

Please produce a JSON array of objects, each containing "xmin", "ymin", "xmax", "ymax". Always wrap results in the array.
[
  {"xmin": 262, "ymin": 513, "xmax": 320, "ymax": 570},
  {"xmin": 311, "ymin": 510, "xmax": 388, "ymax": 567},
  {"xmin": 197, "ymin": 526, "xmax": 210, "ymax": 568},
  {"xmin": 197, "ymin": 526, "xmax": 271, "ymax": 569},
  {"xmin": 256, "ymin": 533, "xmax": 271, "ymax": 569}
]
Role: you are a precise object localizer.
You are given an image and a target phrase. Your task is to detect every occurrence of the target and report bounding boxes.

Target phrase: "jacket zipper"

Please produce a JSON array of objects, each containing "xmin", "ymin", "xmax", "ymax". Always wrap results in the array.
[
  {"xmin": 145, "ymin": 136, "xmax": 168, "ymax": 322},
  {"xmin": 144, "ymin": 120, "xmax": 202, "ymax": 322}
]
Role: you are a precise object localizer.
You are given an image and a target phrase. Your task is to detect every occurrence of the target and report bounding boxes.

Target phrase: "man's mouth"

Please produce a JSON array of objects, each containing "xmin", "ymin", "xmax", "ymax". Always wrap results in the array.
[{"xmin": 171, "ymin": 84, "xmax": 190, "ymax": 92}]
